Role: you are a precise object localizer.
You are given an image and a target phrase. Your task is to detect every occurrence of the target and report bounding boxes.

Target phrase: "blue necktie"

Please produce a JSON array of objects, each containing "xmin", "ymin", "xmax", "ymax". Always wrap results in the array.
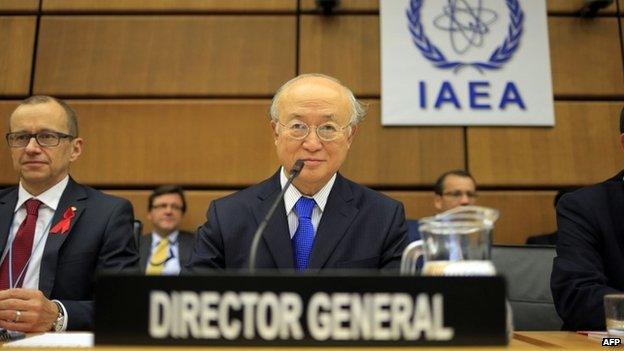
[{"xmin": 292, "ymin": 196, "xmax": 316, "ymax": 271}]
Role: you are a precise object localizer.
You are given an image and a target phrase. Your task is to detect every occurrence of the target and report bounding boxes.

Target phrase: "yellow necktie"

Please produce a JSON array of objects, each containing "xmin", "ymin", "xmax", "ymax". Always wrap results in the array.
[{"xmin": 146, "ymin": 239, "xmax": 169, "ymax": 275}]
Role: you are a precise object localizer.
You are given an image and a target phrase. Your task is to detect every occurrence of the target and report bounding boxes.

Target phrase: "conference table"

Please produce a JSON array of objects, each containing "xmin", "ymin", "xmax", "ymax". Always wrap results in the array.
[{"xmin": 1, "ymin": 331, "xmax": 609, "ymax": 349}]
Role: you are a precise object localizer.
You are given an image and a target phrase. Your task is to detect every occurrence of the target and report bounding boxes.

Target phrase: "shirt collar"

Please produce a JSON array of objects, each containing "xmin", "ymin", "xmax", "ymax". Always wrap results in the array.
[
  {"xmin": 151, "ymin": 231, "xmax": 179, "ymax": 247},
  {"xmin": 280, "ymin": 166, "xmax": 336, "ymax": 215},
  {"xmin": 15, "ymin": 176, "xmax": 70, "ymax": 213}
]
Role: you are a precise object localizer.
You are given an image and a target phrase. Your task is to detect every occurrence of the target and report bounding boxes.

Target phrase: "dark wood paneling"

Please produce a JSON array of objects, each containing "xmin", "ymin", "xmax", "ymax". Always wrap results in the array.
[
  {"xmin": 299, "ymin": 15, "xmax": 379, "ymax": 96},
  {"xmin": 104, "ymin": 190, "xmax": 234, "ymax": 235},
  {"xmin": 0, "ymin": 100, "xmax": 281, "ymax": 185},
  {"xmin": 385, "ymin": 190, "xmax": 557, "ymax": 245},
  {"xmin": 105, "ymin": 189, "xmax": 556, "ymax": 245},
  {"xmin": 550, "ymin": 17, "xmax": 624, "ymax": 97},
  {"xmin": 550, "ymin": 0, "xmax": 617, "ymax": 14},
  {"xmin": 42, "ymin": 0, "xmax": 295, "ymax": 12},
  {"xmin": 34, "ymin": 16, "xmax": 296, "ymax": 96},
  {"xmin": 0, "ymin": 17, "xmax": 36, "ymax": 95},
  {"xmin": 301, "ymin": 0, "xmax": 377, "ymax": 12},
  {"xmin": 342, "ymin": 100, "xmax": 465, "ymax": 186},
  {"xmin": 0, "ymin": 0, "xmax": 39, "ymax": 11},
  {"xmin": 301, "ymin": 1, "xmax": 618, "ymax": 14},
  {"xmin": 1, "ymin": 99, "xmax": 464, "ymax": 187},
  {"xmin": 468, "ymin": 102, "xmax": 624, "ymax": 186}
]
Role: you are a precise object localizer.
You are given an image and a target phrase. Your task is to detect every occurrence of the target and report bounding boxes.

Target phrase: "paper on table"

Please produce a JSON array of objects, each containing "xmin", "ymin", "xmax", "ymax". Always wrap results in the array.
[{"xmin": 3, "ymin": 332, "xmax": 93, "ymax": 348}]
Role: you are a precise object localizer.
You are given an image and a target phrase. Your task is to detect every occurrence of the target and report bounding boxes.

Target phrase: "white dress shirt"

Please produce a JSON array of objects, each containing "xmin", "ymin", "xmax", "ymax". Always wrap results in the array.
[
  {"xmin": 0, "ymin": 175, "xmax": 69, "ymax": 331},
  {"xmin": 280, "ymin": 167, "xmax": 336, "ymax": 238},
  {"xmin": 147, "ymin": 231, "xmax": 181, "ymax": 275}
]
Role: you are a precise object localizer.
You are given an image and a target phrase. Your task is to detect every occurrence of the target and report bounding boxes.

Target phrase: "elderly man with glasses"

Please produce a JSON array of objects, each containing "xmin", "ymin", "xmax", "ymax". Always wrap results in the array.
[
  {"xmin": 0, "ymin": 96, "xmax": 138, "ymax": 332},
  {"xmin": 188, "ymin": 73, "xmax": 408, "ymax": 271}
]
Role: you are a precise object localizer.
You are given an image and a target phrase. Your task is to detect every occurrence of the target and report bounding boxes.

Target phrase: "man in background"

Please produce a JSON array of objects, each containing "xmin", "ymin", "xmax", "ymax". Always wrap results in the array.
[
  {"xmin": 140, "ymin": 185, "xmax": 194, "ymax": 275},
  {"xmin": 407, "ymin": 170, "xmax": 478, "ymax": 242},
  {"xmin": 433, "ymin": 169, "xmax": 478, "ymax": 212},
  {"xmin": 0, "ymin": 96, "xmax": 137, "ymax": 332}
]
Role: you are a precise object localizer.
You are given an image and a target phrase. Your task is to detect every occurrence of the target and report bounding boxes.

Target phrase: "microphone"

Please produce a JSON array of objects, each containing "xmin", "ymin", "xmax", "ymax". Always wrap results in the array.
[{"xmin": 248, "ymin": 160, "xmax": 304, "ymax": 273}]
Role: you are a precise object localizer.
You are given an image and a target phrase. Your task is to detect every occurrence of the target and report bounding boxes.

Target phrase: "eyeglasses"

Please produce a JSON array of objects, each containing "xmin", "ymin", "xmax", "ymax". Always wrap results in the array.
[
  {"xmin": 442, "ymin": 191, "xmax": 478, "ymax": 199},
  {"xmin": 6, "ymin": 131, "xmax": 74, "ymax": 148},
  {"xmin": 277, "ymin": 120, "xmax": 351, "ymax": 142},
  {"xmin": 151, "ymin": 203, "xmax": 184, "ymax": 212}
]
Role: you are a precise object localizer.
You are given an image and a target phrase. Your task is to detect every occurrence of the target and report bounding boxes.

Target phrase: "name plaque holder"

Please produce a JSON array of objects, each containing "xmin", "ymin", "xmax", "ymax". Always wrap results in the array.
[{"xmin": 95, "ymin": 273, "xmax": 507, "ymax": 346}]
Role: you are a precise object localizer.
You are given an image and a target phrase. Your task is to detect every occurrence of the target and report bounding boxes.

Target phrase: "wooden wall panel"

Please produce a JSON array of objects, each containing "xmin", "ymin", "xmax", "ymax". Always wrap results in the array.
[
  {"xmin": 0, "ymin": 100, "xmax": 281, "ymax": 185},
  {"xmin": 550, "ymin": 17, "xmax": 624, "ymax": 97},
  {"xmin": 42, "ymin": 0, "xmax": 295, "ymax": 12},
  {"xmin": 301, "ymin": 0, "xmax": 377, "ymax": 12},
  {"xmin": 0, "ymin": 17, "xmax": 36, "ymax": 95},
  {"xmin": 549, "ymin": 0, "xmax": 617, "ymax": 14},
  {"xmin": 385, "ymin": 191, "xmax": 557, "ymax": 245},
  {"xmin": 299, "ymin": 15, "xmax": 379, "ymax": 96},
  {"xmin": 34, "ymin": 16, "xmax": 296, "ymax": 96},
  {"xmin": 300, "ymin": 1, "xmax": 617, "ymax": 15},
  {"xmin": 103, "ymin": 189, "xmax": 557, "ymax": 245},
  {"xmin": 0, "ymin": 0, "xmax": 39, "ymax": 11},
  {"xmin": 341, "ymin": 101, "xmax": 465, "ymax": 186},
  {"xmin": 0, "ymin": 101, "xmax": 19, "ymax": 184},
  {"xmin": 468, "ymin": 102, "xmax": 624, "ymax": 186},
  {"xmin": 0, "ymin": 100, "xmax": 464, "ymax": 187},
  {"xmin": 104, "ymin": 190, "xmax": 234, "ymax": 234}
]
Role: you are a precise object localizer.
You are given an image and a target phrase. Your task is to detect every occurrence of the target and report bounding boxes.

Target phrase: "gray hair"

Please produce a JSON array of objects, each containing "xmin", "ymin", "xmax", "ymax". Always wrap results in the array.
[
  {"xmin": 16, "ymin": 95, "xmax": 79, "ymax": 136},
  {"xmin": 269, "ymin": 73, "xmax": 367, "ymax": 125}
]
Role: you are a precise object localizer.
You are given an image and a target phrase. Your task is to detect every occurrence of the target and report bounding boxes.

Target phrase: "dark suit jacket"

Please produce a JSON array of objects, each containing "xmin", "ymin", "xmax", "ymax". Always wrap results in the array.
[
  {"xmin": 188, "ymin": 171, "xmax": 408, "ymax": 271},
  {"xmin": 0, "ymin": 178, "xmax": 139, "ymax": 330},
  {"xmin": 139, "ymin": 231, "xmax": 195, "ymax": 273},
  {"xmin": 551, "ymin": 170, "xmax": 624, "ymax": 330}
]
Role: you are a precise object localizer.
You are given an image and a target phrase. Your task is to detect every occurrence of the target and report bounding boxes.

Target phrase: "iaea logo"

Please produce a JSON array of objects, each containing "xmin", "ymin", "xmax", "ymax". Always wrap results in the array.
[{"xmin": 406, "ymin": 0, "xmax": 524, "ymax": 73}]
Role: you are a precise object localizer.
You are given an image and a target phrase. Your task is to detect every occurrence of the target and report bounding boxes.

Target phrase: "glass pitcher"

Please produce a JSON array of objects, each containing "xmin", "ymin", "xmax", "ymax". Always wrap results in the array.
[{"xmin": 401, "ymin": 206, "xmax": 499, "ymax": 276}]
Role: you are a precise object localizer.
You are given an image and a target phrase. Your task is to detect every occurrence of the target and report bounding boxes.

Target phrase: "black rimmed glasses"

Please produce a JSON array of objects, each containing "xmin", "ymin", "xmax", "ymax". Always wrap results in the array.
[
  {"xmin": 6, "ymin": 131, "xmax": 74, "ymax": 148},
  {"xmin": 277, "ymin": 120, "xmax": 351, "ymax": 142}
]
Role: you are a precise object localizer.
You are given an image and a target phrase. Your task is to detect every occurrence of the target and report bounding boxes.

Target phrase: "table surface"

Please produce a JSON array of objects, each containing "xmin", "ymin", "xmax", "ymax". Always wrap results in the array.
[{"xmin": 1, "ymin": 331, "xmax": 612, "ymax": 350}]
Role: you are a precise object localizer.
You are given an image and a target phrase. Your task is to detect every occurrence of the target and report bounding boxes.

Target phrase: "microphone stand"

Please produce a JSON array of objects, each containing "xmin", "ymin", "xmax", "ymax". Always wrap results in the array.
[{"xmin": 248, "ymin": 160, "xmax": 304, "ymax": 273}]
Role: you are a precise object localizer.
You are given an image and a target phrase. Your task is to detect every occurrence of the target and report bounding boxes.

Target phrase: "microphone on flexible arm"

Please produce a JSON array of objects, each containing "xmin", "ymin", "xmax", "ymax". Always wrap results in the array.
[{"xmin": 248, "ymin": 159, "xmax": 305, "ymax": 273}]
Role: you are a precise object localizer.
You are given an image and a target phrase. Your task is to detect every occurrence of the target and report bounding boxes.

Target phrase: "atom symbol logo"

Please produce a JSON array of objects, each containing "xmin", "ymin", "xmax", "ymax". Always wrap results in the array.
[{"xmin": 433, "ymin": 0, "xmax": 498, "ymax": 55}]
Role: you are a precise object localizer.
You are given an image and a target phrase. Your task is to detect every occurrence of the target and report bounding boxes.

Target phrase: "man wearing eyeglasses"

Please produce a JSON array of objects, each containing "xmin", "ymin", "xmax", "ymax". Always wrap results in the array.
[
  {"xmin": 188, "ymin": 73, "xmax": 407, "ymax": 271},
  {"xmin": 139, "ymin": 185, "xmax": 194, "ymax": 275},
  {"xmin": 433, "ymin": 170, "xmax": 478, "ymax": 212},
  {"xmin": 0, "ymin": 96, "xmax": 138, "ymax": 332}
]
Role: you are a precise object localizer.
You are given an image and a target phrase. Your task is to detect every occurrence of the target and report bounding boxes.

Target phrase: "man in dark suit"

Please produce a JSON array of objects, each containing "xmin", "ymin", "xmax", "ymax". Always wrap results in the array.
[
  {"xmin": 551, "ymin": 107, "xmax": 624, "ymax": 330},
  {"xmin": 188, "ymin": 74, "xmax": 407, "ymax": 271},
  {"xmin": 139, "ymin": 185, "xmax": 194, "ymax": 275},
  {"xmin": 0, "ymin": 96, "xmax": 138, "ymax": 332}
]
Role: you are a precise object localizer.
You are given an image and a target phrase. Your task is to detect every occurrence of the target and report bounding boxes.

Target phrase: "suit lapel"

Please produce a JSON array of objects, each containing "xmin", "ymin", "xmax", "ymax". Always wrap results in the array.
[
  {"xmin": 251, "ymin": 172, "xmax": 294, "ymax": 269},
  {"xmin": 178, "ymin": 232, "xmax": 194, "ymax": 267},
  {"xmin": 308, "ymin": 174, "xmax": 359, "ymax": 270},
  {"xmin": 0, "ymin": 188, "xmax": 18, "ymax": 257},
  {"xmin": 39, "ymin": 178, "xmax": 87, "ymax": 297},
  {"xmin": 607, "ymin": 171, "xmax": 624, "ymax": 253},
  {"xmin": 139, "ymin": 235, "xmax": 152, "ymax": 273}
]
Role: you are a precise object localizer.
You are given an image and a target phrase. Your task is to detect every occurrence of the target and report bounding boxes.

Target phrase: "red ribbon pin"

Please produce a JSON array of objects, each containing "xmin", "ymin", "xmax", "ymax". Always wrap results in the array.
[{"xmin": 50, "ymin": 206, "xmax": 76, "ymax": 234}]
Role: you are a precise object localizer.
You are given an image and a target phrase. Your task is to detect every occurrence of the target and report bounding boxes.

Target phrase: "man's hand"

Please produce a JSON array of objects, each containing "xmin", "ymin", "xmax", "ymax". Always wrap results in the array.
[{"xmin": 0, "ymin": 288, "xmax": 58, "ymax": 332}]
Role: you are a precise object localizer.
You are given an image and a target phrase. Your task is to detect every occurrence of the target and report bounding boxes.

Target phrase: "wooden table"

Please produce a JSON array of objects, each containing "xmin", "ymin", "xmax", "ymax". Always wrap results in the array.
[{"xmin": 1, "ymin": 332, "xmax": 610, "ymax": 349}]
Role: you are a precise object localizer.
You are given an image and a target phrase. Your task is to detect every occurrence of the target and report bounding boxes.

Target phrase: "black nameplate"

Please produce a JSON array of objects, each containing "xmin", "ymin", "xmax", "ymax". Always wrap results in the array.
[{"xmin": 95, "ymin": 273, "xmax": 507, "ymax": 346}]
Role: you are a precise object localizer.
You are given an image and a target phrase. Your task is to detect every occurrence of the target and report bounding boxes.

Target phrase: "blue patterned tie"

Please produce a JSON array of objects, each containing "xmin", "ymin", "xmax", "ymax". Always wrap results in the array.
[{"xmin": 292, "ymin": 196, "xmax": 316, "ymax": 271}]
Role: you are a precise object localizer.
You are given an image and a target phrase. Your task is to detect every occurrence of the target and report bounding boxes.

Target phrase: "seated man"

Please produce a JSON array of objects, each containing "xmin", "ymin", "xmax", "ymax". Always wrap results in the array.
[
  {"xmin": 551, "ymin": 107, "xmax": 624, "ymax": 330},
  {"xmin": 407, "ymin": 170, "xmax": 478, "ymax": 242},
  {"xmin": 0, "ymin": 96, "xmax": 138, "ymax": 332},
  {"xmin": 188, "ymin": 73, "xmax": 407, "ymax": 271},
  {"xmin": 140, "ymin": 185, "xmax": 194, "ymax": 275}
]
